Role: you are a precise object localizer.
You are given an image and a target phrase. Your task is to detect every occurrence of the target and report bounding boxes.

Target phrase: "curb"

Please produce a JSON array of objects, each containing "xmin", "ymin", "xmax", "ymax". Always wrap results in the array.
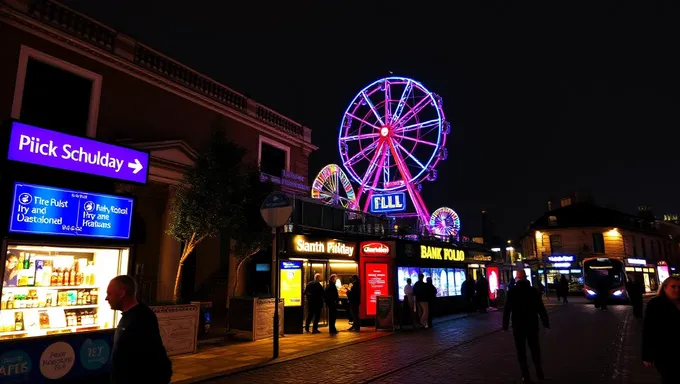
[{"xmin": 175, "ymin": 312, "xmax": 482, "ymax": 383}]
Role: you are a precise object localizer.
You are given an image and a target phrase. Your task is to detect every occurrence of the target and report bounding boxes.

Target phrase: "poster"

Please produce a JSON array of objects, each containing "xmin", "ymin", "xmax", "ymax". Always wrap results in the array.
[
  {"xmin": 375, "ymin": 296, "xmax": 394, "ymax": 330},
  {"xmin": 658, "ymin": 265, "xmax": 670, "ymax": 284},
  {"xmin": 280, "ymin": 261, "xmax": 302, "ymax": 307},
  {"xmin": 486, "ymin": 266, "xmax": 499, "ymax": 300},
  {"xmin": 365, "ymin": 263, "xmax": 388, "ymax": 316},
  {"xmin": 454, "ymin": 269, "xmax": 466, "ymax": 296},
  {"xmin": 447, "ymin": 269, "xmax": 456, "ymax": 296}
]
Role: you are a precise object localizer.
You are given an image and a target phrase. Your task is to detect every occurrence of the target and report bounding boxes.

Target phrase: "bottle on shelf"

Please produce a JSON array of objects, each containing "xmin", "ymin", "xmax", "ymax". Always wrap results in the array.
[
  {"xmin": 34, "ymin": 259, "xmax": 44, "ymax": 287},
  {"xmin": 63, "ymin": 267, "xmax": 70, "ymax": 287},
  {"xmin": 51, "ymin": 267, "xmax": 59, "ymax": 286},
  {"xmin": 41, "ymin": 260, "xmax": 52, "ymax": 287},
  {"xmin": 26, "ymin": 256, "xmax": 36, "ymax": 286}
]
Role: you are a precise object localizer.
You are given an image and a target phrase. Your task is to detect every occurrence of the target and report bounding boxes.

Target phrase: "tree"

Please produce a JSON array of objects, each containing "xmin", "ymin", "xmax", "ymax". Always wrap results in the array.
[{"xmin": 167, "ymin": 124, "xmax": 271, "ymax": 303}]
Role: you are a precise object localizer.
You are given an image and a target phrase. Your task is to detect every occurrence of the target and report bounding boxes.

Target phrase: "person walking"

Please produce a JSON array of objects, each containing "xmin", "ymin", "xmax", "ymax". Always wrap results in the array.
[
  {"xmin": 347, "ymin": 275, "xmax": 361, "ymax": 331},
  {"xmin": 642, "ymin": 276, "xmax": 680, "ymax": 383},
  {"xmin": 106, "ymin": 275, "xmax": 172, "ymax": 384},
  {"xmin": 324, "ymin": 274, "xmax": 339, "ymax": 334},
  {"xmin": 503, "ymin": 269, "xmax": 549, "ymax": 384},
  {"xmin": 413, "ymin": 273, "xmax": 429, "ymax": 328},
  {"xmin": 553, "ymin": 276, "xmax": 561, "ymax": 302},
  {"xmin": 558, "ymin": 275, "xmax": 569, "ymax": 304},
  {"xmin": 304, "ymin": 273, "xmax": 324, "ymax": 333},
  {"xmin": 626, "ymin": 274, "xmax": 643, "ymax": 318},
  {"xmin": 425, "ymin": 276, "xmax": 437, "ymax": 328},
  {"xmin": 403, "ymin": 278, "xmax": 416, "ymax": 327}
]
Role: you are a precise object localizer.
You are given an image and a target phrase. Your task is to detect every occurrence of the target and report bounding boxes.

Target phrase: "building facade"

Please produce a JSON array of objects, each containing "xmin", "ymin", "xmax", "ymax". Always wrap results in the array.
[
  {"xmin": 0, "ymin": 0, "xmax": 317, "ymax": 304},
  {"xmin": 521, "ymin": 203, "xmax": 680, "ymax": 293}
]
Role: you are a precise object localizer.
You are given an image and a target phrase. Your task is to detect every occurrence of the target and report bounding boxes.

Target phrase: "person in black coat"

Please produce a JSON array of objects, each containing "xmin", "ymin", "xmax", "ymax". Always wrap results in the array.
[
  {"xmin": 324, "ymin": 274, "xmax": 339, "ymax": 334},
  {"xmin": 642, "ymin": 276, "xmax": 680, "ymax": 383},
  {"xmin": 425, "ymin": 276, "xmax": 437, "ymax": 328},
  {"xmin": 461, "ymin": 274, "xmax": 476, "ymax": 312},
  {"xmin": 626, "ymin": 274, "xmax": 644, "ymax": 318},
  {"xmin": 304, "ymin": 273, "xmax": 324, "ymax": 333},
  {"xmin": 347, "ymin": 275, "xmax": 361, "ymax": 331},
  {"xmin": 475, "ymin": 275, "xmax": 490, "ymax": 313},
  {"xmin": 558, "ymin": 275, "xmax": 569, "ymax": 304},
  {"xmin": 503, "ymin": 269, "xmax": 549, "ymax": 383}
]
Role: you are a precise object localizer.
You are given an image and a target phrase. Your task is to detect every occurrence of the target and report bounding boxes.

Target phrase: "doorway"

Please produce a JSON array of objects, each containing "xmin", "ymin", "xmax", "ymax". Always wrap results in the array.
[{"xmin": 303, "ymin": 261, "xmax": 329, "ymax": 328}]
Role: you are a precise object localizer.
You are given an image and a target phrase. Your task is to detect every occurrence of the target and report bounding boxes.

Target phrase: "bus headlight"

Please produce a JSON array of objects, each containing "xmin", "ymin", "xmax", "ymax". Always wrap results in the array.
[
  {"xmin": 612, "ymin": 289, "xmax": 624, "ymax": 296},
  {"xmin": 586, "ymin": 289, "xmax": 597, "ymax": 296}
]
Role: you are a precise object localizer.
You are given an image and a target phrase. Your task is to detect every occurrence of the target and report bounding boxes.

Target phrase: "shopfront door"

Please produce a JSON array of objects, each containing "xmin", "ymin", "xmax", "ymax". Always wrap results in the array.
[{"xmin": 303, "ymin": 261, "xmax": 328, "ymax": 327}]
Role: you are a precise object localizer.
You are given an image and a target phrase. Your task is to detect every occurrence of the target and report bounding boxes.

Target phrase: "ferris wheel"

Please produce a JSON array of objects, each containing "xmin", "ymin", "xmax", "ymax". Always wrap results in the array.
[
  {"xmin": 311, "ymin": 164, "xmax": 358, "ymax": 209},
  {"xmin": 338, "ymin": 76, "xmax": 449, "ymax": 227},
  {"xmin": 429, "ymin": 207, "xmax": 461, "ymax": 238}
]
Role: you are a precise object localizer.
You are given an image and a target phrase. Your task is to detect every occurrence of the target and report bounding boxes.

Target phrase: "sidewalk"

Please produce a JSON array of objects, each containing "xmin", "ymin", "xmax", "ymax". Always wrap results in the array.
[{"xmin": 170, "ymin": 313, "xmax": 473, "ymax": 383}]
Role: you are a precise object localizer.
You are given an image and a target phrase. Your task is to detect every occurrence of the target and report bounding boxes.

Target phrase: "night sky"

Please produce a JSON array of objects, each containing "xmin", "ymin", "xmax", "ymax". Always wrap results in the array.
[{"xmin": 65, "ymin": 0, "xmax": 679, "ymax": 239}]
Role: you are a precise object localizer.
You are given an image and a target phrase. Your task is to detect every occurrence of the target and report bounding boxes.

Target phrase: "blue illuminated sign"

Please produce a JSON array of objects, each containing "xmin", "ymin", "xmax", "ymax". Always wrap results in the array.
[
  {"xmin": 370, "ymin": 192, "xmax": 407, "ymax": 214},
  {"xmin": 9, "ymin": 183, "xmax": 134, "ymax": 240},
  {"xmin": 280, "ymin": 261, "xmax": 302, "ymax": 270}
]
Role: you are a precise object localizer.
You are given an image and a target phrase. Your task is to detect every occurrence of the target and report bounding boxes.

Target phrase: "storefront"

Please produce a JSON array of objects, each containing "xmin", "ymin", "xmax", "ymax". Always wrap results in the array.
[
  {"xmin": 280, "ymin": 233, "xmax": 358, "ymax": 333},
  {"xmin": 0, "ymin": 121, "xmax": 146, "ymax": 381},
  {"xmin": 537, "ymin": 255, "xmax": 584, "ymax": 293},
  {"xmin": 625, "ymin": 258, "xmax": 658, "ymax": 293}
]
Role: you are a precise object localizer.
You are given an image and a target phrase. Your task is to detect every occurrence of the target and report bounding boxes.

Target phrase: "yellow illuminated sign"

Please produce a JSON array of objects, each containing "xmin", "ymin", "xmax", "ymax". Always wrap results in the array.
[
  {"xmin": 293, "ymin": 235, "xmax": 355, "ymax": 257},
  {"xmin": 280, "ymin": 264, "xmax": 302, "ymax": 307},
  {"xmin": 420, "ymin": 245, "xmax": 465, "ymax": 261}
]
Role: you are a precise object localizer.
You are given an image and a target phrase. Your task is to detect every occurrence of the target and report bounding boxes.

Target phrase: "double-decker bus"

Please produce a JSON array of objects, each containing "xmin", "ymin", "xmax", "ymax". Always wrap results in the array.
[{"xmin": 582, "ymin": 257, "xmax": 628, "ymax": 302}]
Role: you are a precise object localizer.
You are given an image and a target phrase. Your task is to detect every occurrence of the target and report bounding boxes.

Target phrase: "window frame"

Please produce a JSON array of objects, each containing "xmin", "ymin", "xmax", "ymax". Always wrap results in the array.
[
  {"xmin": 258, "ymin": 134, "xmax": 290, "ymax": 174},
  {"xmin": 11, "ymin": 45, "xmax": 102, "ymax": 137}
]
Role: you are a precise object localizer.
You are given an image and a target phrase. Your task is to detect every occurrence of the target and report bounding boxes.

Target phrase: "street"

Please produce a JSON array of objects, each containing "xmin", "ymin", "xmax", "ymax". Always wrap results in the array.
[{"xmin": 205, "ymin": 302, "xmax": 661, "ymax": 383}]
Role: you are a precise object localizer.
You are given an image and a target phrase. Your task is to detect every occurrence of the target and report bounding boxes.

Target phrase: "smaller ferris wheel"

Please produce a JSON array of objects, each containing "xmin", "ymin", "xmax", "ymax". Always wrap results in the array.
[
  {"xmin": 429, "ymin": 207, "xmax": 461, "ymax": 238},
  {"xmin": 311, "ymin": 164, "xmax": 358, "ymax": 209}
]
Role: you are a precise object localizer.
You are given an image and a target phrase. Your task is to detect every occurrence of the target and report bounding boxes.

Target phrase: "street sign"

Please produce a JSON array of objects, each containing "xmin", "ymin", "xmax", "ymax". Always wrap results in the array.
[
  {"xmin": 9, "ymin": 182, "xmax": 134, "ymax": 239},
  {"xmin": 260, "ymin": 192, "xmax": 292, "ymax": 228},
  {"xmin": 7, "ymin": 122, "xmax": 150, "ymax": 184},
  {"xmin": 370, "ymin": 192, "xmax": 407, "ymax": 214}
]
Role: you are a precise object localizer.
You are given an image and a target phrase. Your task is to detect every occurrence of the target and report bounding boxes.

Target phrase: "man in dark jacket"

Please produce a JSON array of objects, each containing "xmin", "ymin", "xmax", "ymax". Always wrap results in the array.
[
  {"xmin": 304, "ymin": 273, "xmax": 324, "ymax": 333},
  {"xmin": 503, "ymin": 269, "xmax": 549, "ymax": 384},
  {"xmin": 347, "ymin": 275, "xmax": 361, "ymax": 331},
  {"xmin": 324, "ymin": 274, "xmax": 339, "ymax": 334},
  {"xmin": 461, "ymin": 274, "xmax": 476, "ymax": 312},
  {"xmin": 475, "ymin": 275, "xmax": 490, "ymax": 313},
  {"xmin": 412, "ymin": 273, "xmax": 428, "ymax": 328},
  {"xmin": 106, "ymin": 275, "xmax": 172, "ymax": 384},
  {"xmin": 425, "ymin": 276, "xmax": 437, "ymax": 328},
  {"xmin": 626, "ymin": 274, "xmax": 644, "ymax": 318}
]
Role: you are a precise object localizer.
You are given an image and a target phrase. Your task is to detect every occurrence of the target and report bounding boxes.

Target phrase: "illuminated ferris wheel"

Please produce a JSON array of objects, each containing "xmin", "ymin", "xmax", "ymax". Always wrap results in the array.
[
  {"xmin": 338, "ymin": 76, "xmax": 449, "ymax": 226},
  {"xmin": 311, "ymin": 164, "xmax": 358, "ymax": 209},
  {"xmin": 429, "ymin": 207, "xmax": 461, "ymax": 238}
]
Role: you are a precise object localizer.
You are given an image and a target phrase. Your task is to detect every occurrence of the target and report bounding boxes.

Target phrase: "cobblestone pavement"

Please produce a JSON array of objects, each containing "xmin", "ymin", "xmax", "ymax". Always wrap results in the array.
[{"xmin": 205, "ymin": 303, "xmax": 661, "ymax": 384}]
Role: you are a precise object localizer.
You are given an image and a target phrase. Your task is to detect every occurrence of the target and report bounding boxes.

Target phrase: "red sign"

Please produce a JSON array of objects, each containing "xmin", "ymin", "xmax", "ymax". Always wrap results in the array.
[
  {"xmin": 365, "ymin": 263, "xmax": 388, "ymax": 316},
  {"xmin": 361, "ymin": 242, "xmax": 390, "ymax": 257},
  {"xmin": 487, "ymin": 266, "xmax": 500, "ymax": 300}
]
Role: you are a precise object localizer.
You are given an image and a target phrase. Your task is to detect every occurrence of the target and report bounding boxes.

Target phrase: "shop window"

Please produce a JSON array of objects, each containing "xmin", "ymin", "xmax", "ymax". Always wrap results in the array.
[
  {"xmin": 396, "ymin": 267, "xmax": 466, "ymax": 298},
  {"xmin": 259, "ymin": 136, "xmax": 289, "ymax": 177},
  {"xmin": 549, "ymin": 235, "xmax": 562, "ymax": 252},
  {"xmin": 1, "ymin": 244, "xmax": 129, "ymax": 339},
  {"xmin": 593, "ymin": 233, "xmax": 605, "ymax": 254},
  {"xmin": 12, "ymin": 46, "xmax": 102, "ymax": 137}
]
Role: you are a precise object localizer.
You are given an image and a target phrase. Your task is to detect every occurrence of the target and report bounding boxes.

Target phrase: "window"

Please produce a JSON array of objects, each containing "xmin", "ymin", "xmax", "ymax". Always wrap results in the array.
[
  {"xmin": 12, "ymin": 46, "xmax": 101, "ymax": 137},
  {"xmin": 592, "ymin": 233, "xmax": 605, "ymax": 254},
  {"xmin": 549, "ymin": 235, "xmax": 562, "ymax": 252},
  {"xmin": 632, "ymin": 235, "xmax": 637, "ymax": 256},
  {"xmin": 258, "ymin": 136, "xmax": 289, "ymax": 176},
  {"xmin": 641, "ymin": 238, "xmax": 647, "ymax": 258}
]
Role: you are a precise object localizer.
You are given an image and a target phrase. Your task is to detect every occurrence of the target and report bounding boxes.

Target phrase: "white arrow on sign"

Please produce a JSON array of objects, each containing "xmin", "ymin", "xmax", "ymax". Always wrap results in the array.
[{"xmin": 127, "ymin": 159, "xmax": 143, "ymax": 174}]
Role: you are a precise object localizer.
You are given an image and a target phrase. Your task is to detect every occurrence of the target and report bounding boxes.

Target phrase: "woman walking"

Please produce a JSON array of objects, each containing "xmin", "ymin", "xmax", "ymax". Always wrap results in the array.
[{"xmin": 642, "ymin": 276, "xmax": 680, "ymax": 383}]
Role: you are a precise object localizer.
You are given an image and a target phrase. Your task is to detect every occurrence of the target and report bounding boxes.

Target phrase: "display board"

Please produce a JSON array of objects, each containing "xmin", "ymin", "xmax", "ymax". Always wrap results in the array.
[
  {"xmin": 151, "ymin": 303, "xmax": 199, "ymax": 356},
  {"xmin": 375, "ymin": 295, "xmax": 394, "ymax": 331},
  {"xmin": 280, "ymin": 261, "xmax": 302, "ymax": 307},
  {"xmin": 253, "ymin": 298, "xmax": 284, "ymax": 341},
  {"xmin": 365, "ymin": 263, "xmax": 388, "ymax": 316}
]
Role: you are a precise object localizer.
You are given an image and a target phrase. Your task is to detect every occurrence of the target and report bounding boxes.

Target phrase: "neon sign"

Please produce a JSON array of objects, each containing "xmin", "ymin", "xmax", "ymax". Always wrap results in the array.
[
  {"xmin": 292, "ymin": 235, "xmax": 355, "ymax": 257},
  {"xmin": 370, "ymin": 193, "xmax": 407, "ymax": 214},
  {"xmin": 361, "ymin": 242, "xmax": 390, "ymax": 256},
  {"xmin": 627, "ymin": 258, "xmax": 647, "ymax": 265},
  {"xmin": 548, "ymin": 255, "xmax": 574, "ymax": 262},
  {"xmin": 420, "ymin": 245, "xmax": 465, "ymax": 261}
]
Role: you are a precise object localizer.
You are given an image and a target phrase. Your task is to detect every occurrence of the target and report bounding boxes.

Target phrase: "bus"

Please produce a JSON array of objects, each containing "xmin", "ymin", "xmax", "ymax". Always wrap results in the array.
[{"xmin": 582, "ymin": 257, "xmax": 628, "ymax": 302}]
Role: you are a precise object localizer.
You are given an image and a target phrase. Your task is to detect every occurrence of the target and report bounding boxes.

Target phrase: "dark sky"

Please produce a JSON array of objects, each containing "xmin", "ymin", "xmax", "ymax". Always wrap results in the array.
[{"xmin": 65, "ymin": 0, "xmax": 679, "ymax": 239}]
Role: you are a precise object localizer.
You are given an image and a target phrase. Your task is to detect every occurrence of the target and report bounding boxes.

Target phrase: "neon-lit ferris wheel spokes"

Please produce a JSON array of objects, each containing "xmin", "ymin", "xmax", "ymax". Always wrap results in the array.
[
  {"xmin": 338, "ymin": 77, "xmax": 448, "ymax": 195},
  {"xmin": 311, "ymin": 164, "xmax": 357, "ymax": 209},
  {"xmin": 429, "ymin": 207, "xmax": 461, "ymax": 238}
]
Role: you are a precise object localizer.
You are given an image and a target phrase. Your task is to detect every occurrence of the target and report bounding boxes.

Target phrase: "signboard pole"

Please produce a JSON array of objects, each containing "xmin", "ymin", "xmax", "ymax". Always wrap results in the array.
[{"xmin": 272, "ymin": 227, "xmax": 280, "ymax": 359}]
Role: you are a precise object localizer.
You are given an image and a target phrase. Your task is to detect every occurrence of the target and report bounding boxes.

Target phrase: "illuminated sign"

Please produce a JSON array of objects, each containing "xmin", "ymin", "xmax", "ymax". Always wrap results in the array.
[
  {"xmin": 365, "ymin": 263, "xmax": 388, "ymax": 316},
  {"xmin": 291, "ymin": 235, "xmax": 355, "ymax": 257},
  {"xmin": 548, "ymin": 255, "xmax": 574, "ymax": 263},
  {"xmin": 7, "ymin": 121, "xmax": 149, "ymax": 184},
  {"xmin": 420, "ymin": 245, "xmax": 465, "ymax": 261},
  {"xmin": 384, "ymin": 180, "xmax": 405, "ymax": 189},
  {"xmin": 280, "ymin": 261, "xmax": 302, "ymax": 307},
  {"xmin": 487, "ymin": 266, "xmax": 499, "ymax": 300},
  {"xmin": 361, "ymin": 242, "xmax": 390, "ymax": 257},
  {"xmin": 9, "ymin": 182, "xmax": 134, "ymax": 239},
  {"xmin": 370, "ymin": 192, "xmax": 407, "ymax": 214},
  {"xmin": 472, "ymin": 255, "xmax": 492, "ymax": 262},
  {"xmin": 627, "ymin": 258, "xmax": 647, "ymax": 265},
  {"xmin": 552, "ymin": 262, "xmax": 572, "ymax": 268}
]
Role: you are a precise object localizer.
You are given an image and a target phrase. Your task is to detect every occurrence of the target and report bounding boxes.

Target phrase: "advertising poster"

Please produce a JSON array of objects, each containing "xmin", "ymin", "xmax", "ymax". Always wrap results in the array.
[
  {"xmin": 447, "ymin": 269, "xmax": 456, "ymax": 296},
  {"xmin": 486, "ymin": 267, "xmax": 500, "ymax": 300},
  {"xmin": 408, "ymin": 267, "xmax": 420, "ymax": 284},
  {"xmin": 658, "ymin": 265, "xmax": 670, "ymax": 284},
  {"xmin": 397, "ymin": 267, "xmax": 408, "ymax": 300},
  {"xmin": 454, "ymin": 269, "xmax": 466, "ymax": 296},
  {"xmin": 280, "ymin": 261, "xmax": 302, "ymax": 307},
  {"xmin": 365, "ymin": 263, "xmax": 388, "ymax": 316}
]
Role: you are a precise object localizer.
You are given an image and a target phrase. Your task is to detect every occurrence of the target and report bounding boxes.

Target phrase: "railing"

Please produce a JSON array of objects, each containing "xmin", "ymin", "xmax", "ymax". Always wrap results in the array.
[
  {"xmin": 287, "ymin": 197, "xmax": 390, "ymax": 237},
  {"xmin": 14, "ymin": 0, "xmax": 308, "ymax": 139},
  {"xmin": 27, "ymin": 0, "xmax": 115, "ymax": 52}
]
